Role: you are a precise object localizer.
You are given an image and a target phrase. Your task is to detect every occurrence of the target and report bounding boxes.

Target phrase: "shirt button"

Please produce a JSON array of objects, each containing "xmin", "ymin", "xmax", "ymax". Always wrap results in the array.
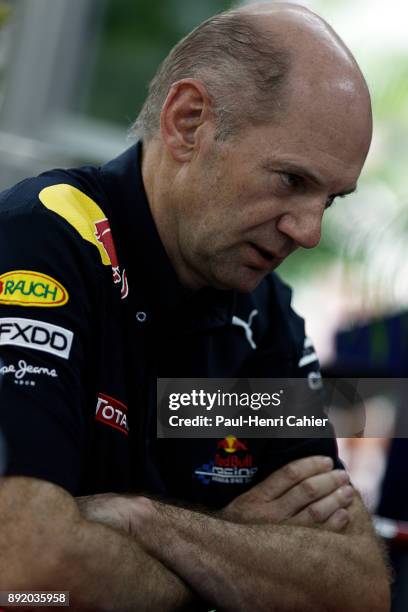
[{"xmin": 136, "ymin": 311, "xmax": 147, "ymax": 323}]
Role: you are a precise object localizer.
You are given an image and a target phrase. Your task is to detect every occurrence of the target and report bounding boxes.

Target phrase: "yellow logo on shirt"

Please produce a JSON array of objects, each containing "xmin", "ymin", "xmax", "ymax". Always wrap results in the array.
[
  {"xmin": 38, "ymin": 184, "xmax": 129, "ymax": 299},
  {"xmin": 38, "ymin": 184, "xmax": 111, "ymax": 265},
  {"xmin": 0, "ymin": 271, "xmax": 69, "ymax": 307}
]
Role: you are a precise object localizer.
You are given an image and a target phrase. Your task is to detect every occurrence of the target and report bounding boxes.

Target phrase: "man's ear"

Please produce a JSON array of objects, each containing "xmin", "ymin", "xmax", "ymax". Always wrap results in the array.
[{"xmin": 160, "ymin": 79, "xmax": 212, "ymax": 162}]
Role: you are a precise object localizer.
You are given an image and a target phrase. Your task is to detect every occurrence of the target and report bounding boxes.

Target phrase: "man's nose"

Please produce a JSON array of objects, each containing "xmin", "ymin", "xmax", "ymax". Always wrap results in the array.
[{"xmin": 276, "ymin": 209, "xmax": 323, "ymax": 249}]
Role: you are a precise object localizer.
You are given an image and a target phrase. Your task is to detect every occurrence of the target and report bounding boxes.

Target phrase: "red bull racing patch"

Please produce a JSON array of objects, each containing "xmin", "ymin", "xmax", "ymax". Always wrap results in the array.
[{"xmin": 194, "ymin": 436, "xmax": 258, "ymax": 485}]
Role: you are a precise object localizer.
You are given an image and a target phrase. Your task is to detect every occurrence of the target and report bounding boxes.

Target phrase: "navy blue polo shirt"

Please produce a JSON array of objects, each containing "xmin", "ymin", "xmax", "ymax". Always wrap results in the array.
[{"xmin": 0, "ymin": 142, "xmax": 339, "ymax": 508}]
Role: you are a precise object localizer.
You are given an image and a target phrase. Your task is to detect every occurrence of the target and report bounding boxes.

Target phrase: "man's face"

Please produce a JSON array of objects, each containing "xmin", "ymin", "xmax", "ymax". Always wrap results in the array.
[{"xmin": 171, "ymin": 88, "xmax": 372, "ymax": 292}]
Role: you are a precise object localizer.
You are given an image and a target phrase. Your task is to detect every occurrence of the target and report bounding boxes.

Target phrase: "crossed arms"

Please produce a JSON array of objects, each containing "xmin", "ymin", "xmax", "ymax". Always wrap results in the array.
[{"xmin": 0, "ymin": 456, "xmax": 390, "ymax": 611}]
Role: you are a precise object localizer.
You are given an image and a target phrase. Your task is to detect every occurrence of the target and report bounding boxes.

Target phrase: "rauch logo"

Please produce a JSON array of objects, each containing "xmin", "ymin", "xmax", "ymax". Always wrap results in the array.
[{"xmin": 0, "ymin": 271, "xmax": 68, "ymax": 307}]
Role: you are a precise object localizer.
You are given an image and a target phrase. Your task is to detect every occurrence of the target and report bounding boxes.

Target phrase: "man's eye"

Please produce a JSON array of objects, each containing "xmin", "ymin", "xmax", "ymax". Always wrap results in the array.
[{"xmin": 279, "ymin": 173, "xmax": 303, "ymax": 190}]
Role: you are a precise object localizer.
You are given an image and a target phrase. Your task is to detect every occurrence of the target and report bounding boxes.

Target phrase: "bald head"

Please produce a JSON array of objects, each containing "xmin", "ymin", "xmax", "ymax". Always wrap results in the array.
[
  {"xmin": 134, "ymin": 2, "xmax": 371, "ymax": 145},
  {"xmin": 250, "ymin": 3, "xmax": 371, "ymax": 136},
  {"xmin": 241, "ymin": 2, "xmax": 356, "ymax": 65},
  {"xmin": 244, "ymin": 3, "xmax": 369, "ymax": 95}
]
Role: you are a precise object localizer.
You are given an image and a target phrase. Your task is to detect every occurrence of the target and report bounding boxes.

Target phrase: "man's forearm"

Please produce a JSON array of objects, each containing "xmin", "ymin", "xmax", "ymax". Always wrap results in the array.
[
  {"xmin": 131, "ymin": 497, "xmax": 389, "ymax": 612},
  {"xmin": 76, "ymin": 456, "xmax": 390, "ymax": 612},
  {"xmin": 60, "ymin": 509, "xmax": 195, "ymax": 611},
  {"xmin": 0, "ymin": 478, "xmax": 194, "ymax": 612}
]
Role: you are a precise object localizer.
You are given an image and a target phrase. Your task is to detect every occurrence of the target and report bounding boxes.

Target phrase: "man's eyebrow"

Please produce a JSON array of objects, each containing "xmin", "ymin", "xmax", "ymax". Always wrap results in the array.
[{"xmin": 261, "ymin": 160, "xmax": 358, "ymax": 197}]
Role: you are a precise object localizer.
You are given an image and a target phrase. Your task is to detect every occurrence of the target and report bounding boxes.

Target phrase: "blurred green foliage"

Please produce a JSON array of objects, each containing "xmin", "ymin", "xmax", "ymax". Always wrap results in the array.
[
  {"xmin": 0, "ymin": 1, "xmax": 11, "ymax": 27},
  {"xmin": 84, "ymin": 0, "xmax": 231, "ymax": 126}
]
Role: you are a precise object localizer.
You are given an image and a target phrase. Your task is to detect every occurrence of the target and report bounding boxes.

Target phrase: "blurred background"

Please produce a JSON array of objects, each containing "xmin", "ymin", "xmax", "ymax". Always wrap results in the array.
[{"xmin": 0, "ymin": 0, "xmax": 407, "ymax": 607}]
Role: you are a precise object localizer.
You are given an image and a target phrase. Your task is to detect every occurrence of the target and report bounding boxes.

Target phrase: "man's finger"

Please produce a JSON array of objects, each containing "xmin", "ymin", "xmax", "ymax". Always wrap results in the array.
[
  {"xmin": 252, "ymin": 455, "xmax": 334, "ymax": 501},
  {"xmin": 322, "ymin": 508, "xmax": 350, "ymax": 532},
  {"xmin": 291, "ymin": 484, "xmax": 354, "ymax": 526},
  {"xmin": 274, "ymin": 469, "xmax": 350, "ymax": 519}
]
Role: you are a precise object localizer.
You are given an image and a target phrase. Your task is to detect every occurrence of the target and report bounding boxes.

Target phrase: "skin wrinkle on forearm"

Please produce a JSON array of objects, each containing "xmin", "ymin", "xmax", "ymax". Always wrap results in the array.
[
  {"xmin": 0, "ymin": 478, "xmax": 194, "ymax": 612},
  {"xmin": 64, "ymin": 518, "xmax": 194, "ymax": 612},
  {"xmin": 138, "ymin": 500, "xmax": 389, "ymax": 612}
]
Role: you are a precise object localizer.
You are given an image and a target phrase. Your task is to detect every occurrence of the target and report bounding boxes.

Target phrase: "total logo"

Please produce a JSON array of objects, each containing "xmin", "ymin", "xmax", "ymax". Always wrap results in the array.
[
  {"xmin": 194, "ymin": 436, "xmax": 258, "ymax": 485},
  {"xmin": 0, "ymin": 271, "xmax": 68, "ymax": 307},
  {"xmin": 95, "ymin": 393, "xmax": 129, "ymax": 436}
]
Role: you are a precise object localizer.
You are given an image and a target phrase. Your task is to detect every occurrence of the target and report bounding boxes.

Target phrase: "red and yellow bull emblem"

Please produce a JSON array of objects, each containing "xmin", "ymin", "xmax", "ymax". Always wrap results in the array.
[
  {"xmin": 195, "ymin": 436, "xmax": 257, "ymax": 485},
  {"xmin": 217, "ymin": 435, "xmax": 248, "ymax": 453},
  {"xmin": 39, "ymin": 184, "xmax": 128, "ymax": 299},
  {"xmin": 94, "ymin": 218, "xmax": 128, "ymax": 298}
]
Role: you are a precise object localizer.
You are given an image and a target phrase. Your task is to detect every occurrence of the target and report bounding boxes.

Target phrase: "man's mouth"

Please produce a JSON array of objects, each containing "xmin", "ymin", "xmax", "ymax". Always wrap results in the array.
[
  {"xmin": 251, "ymin": 243, "xmax": 276, "ymax": 262},
  {"xmin": 247, "ymin": 242, "xmax": 281, "ymax": 270}
]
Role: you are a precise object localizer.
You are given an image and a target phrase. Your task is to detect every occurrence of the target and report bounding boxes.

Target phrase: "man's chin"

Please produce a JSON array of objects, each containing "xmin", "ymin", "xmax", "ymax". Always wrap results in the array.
[{"xmin": 213, "ymin": 266, "xmax": 272, "ymax": 293}]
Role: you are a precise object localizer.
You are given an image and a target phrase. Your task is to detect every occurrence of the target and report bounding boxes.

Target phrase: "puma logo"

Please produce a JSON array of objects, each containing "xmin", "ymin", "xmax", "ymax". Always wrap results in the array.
[{"xmin": 232, "ymin": 309, "xmax": 258, "ymax": 349}]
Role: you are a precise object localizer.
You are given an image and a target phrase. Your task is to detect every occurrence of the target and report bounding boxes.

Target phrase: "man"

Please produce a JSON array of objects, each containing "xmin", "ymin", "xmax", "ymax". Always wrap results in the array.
[{"xmin": 0, "ymin": 2, "xmax": 389, "ymax": 610}]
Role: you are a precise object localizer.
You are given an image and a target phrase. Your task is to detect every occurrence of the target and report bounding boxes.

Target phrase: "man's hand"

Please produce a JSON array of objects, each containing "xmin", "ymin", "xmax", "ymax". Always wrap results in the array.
[
  {"xmin": 77, "ymin": 456, "xmax": 353, "ymax": 536},
  {"xmin": 76, "ymin": 492, "xmax": 134, "ymax": 533},
  {"xmin": 221, "ymin": 455, "xmax": 353, "ymax": 532},
  {"xmin": 123, "ymin": 490, "xmax": 389, "ymax": 612},
  {"xmin": 74, "ymin": 457, "xmax": 389, "ymax": 612}
]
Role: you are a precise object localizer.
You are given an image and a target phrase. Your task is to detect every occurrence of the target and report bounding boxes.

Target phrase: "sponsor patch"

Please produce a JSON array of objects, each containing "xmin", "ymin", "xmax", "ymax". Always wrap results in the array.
[
  {"xmin": 95, "ymin": 393, "xmax": 129, "ymax": 436},
  {"xmin": 0, "ymin": 359, "xmax": 58, "ymax": 386},
  {"xmin": 217, "ymin": 435, "xmax": 249, "ymax": 453},
  {"xmin": 0, "ymin": 270, "xmax": 68, "ymax": 307},
  {"xmin": 39, "ymin": 184, "xmax": 128, "ymax": 299},
  {"xmin": 94, "ymin": 218, "xmax": 128, "ymax": 299},
  {"xmin": 194, "ymin": 436, "xmax": 258, "ymax": 485},
  {"xmin": 0, "ymin": 317, "xmax": 73, "ymax": 359}
]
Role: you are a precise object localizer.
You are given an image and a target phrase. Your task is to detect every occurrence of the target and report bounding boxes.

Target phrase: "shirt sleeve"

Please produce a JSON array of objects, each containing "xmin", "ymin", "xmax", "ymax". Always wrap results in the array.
[{"xmin": 0, "ymin": 183, "xmax": 102, "ymax": 493}]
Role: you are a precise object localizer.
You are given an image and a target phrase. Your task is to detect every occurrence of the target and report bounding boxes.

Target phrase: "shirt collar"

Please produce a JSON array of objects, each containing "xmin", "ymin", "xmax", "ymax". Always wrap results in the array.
[{"xmin": 99, "ymin": 141, "xmax": 235, "ymax": 329}]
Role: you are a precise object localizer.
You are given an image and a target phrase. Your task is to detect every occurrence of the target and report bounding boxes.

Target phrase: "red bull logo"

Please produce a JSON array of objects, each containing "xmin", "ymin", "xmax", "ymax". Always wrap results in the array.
[
  {"xmin": 217, "ymin": 435, "xmax": 248, "ymax": 454},
  {"xmin": 94, "ymin": 219, "xmax": 128, "ymax": 299},
  {"xmin": 195, "ymin": 436, "xmax": 257, "ymax": 485},
  {"xmin": 215, "ymin": 453, "xmax": 253, "ymax": 468},
  {"xmin": 38, "ymin": 185, "xmax": 129, "ymax": 299}
]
